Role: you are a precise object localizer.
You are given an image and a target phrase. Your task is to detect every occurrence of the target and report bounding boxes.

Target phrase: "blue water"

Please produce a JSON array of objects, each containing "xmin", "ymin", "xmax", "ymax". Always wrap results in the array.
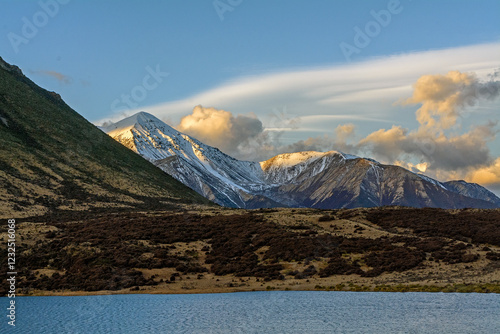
[{"xmin": 1, "ymin": 291, "xmax": 499, "ymax": 333}]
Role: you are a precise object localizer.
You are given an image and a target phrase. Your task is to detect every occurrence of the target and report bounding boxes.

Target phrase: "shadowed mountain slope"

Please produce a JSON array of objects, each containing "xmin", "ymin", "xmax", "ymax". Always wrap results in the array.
[{"xmin": 0, "ymin": 57, "xmax": 210, "ymax": 218}]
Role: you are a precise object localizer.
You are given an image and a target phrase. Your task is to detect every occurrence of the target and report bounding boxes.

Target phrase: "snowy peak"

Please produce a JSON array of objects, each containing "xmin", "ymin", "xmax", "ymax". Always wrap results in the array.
[
  {"xmin": 104, "ymin": 112, "xmax": 269, "ymax": 208},
  {"xmin": 260, "ymin": 150, "xmax": 360, "ymax": 185},
  {"xmin": 260, "ymin": 151, "xmax": 329, "ymax": 170},
  {"xmin": 103, "ymin": 111, "xmax": 206, "ymax": 162},
  {"xmin": 103, "ymin": 111, "xmax": 169, "ymax": 136},
  {"xmin": 103, "ymin": 111, "xmax": 244, "ymax": 168},
  {"xmin": 260, "ymin": 150, "xmax": 358, "ymax": 171}
]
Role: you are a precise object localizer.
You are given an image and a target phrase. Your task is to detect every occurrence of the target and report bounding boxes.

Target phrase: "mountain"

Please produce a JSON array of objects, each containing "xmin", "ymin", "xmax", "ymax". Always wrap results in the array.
[
  {"xmin": 103, "ymin": 112, "xmax": 280, "ymax": 208},
  {"xmin": 443, "ymin": 180, "xmax": 500, "ymax": 206},
  {"xmin": 262, "ymin": 154, "xmax": 499, "ymax": 209},
  {"xmin": 104, "ymin": 112, "xmax": 500, "ymax": 209},
  {"xmin": 0, "ymin": 57, "xmax": 210, "ymax": 218}
]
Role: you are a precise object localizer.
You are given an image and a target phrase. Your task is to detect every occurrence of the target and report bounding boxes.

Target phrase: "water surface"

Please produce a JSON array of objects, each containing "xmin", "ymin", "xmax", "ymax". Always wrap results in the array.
[{"xmin": 2, "ymin": 291, "xmax": 499, "ymax": 333}]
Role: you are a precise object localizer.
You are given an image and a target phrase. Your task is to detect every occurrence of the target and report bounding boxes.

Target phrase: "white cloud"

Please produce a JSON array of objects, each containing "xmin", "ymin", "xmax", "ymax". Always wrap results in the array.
[
  {"xmin": 97, "ymin": 42, "xmax": 500, "ymax": 127},
  {"xmin": 176, "ymin": 105, "xmax": 263, "ymax": 156}
]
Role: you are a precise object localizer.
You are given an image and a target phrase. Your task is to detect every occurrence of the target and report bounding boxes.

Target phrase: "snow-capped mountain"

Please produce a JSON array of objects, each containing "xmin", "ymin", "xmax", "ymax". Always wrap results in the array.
[
  {"xmin": 103, "ymin": 112, "xmax": 500, "ymax": 209},
  {"xmin": 103, "ymin": 112, "xmax": 277, "ymax": 208}
]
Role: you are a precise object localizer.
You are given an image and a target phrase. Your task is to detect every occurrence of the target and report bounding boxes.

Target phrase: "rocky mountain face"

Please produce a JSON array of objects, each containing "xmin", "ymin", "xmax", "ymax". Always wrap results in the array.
[
  {"xmin": 442, "ymin": 180, "xmax": 500, "ymax": 206},
  {"xmin": 0, "ymin": 58, "xmax": 209, "ymax": 218},
  {"xmin": 104, "ymin": 112, "xmax": 500, "ymax": 209},
  {"xmin": 103, "ymin": 112, "xmax": 279, "ymax": 208}
]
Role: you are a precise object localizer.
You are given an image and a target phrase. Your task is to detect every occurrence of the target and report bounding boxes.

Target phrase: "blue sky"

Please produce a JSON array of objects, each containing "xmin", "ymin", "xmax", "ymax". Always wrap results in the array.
[
  {"xmin": 1, "ymin": 0, "xmax": 500, "ymax": 193},
  {"xmin": 2, "ymin": 0, "xmax": 499, "ymax": 120}
]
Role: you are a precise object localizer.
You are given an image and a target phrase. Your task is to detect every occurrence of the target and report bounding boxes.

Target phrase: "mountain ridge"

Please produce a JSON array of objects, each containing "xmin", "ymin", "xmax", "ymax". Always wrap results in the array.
[
  {"xmin": 0, "ymin": 57, "xmax": 210, "ymax": 218},
  {"xmin": 104, "ymin": 111, "xmax": 500, "ymax": 209}
]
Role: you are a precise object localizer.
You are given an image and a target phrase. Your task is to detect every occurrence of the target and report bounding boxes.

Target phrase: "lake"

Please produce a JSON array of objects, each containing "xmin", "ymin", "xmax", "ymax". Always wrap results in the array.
[{"xmin": 2, "ymin": 291, "xmax": 499, "ymax": 333}]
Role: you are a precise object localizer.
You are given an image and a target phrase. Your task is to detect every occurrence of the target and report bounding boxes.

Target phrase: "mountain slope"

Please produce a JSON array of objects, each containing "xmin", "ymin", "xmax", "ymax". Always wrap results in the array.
[
  {"xmin": 443, "ymin": 180, "xmax": 500, "ymax": 207},
  {"xmin": 103, "ymin": 112, "xmax": 280, "ymax": 208},
  {"xmin": 265, "ymin": 155, "xmax": 498, "ymax": 209},
  {"xmin": 0, "ymin": 57, "xmax": 210, "ymax": 218},
  {"xmin": 105, "ymin": 112, "xmax": 500, "ymax": 210}
]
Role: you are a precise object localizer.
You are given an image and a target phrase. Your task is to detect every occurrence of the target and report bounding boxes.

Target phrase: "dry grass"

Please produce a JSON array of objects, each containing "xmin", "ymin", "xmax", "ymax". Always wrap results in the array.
[{"xmin": 3, "ymin": 207, "xmax": 499, "ymax": 296}]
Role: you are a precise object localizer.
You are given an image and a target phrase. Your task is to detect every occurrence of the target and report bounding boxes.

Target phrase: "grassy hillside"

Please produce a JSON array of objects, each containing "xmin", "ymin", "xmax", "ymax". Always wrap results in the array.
[{"xmin": 0, "ymin": 57, "xmax": 211, "ymax": 218}]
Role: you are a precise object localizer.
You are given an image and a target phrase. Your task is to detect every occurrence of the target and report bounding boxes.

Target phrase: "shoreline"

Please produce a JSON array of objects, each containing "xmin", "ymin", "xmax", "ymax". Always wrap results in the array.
[{"xmin": 17, "ymin": 282, "xmax": 500, "ymax": 297}]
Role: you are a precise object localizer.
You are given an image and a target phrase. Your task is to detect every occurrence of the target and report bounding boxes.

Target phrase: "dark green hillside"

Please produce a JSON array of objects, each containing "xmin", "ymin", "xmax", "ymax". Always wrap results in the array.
[{"xmin": 0, "ymin": 57, "xmax": 211, "ymax": 218}]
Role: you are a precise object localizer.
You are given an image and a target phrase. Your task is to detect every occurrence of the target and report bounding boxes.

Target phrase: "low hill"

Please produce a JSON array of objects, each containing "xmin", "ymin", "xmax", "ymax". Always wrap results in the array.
[{"xmin": 3, "ymin": 206, "xmax": 499, "ymax": 295}]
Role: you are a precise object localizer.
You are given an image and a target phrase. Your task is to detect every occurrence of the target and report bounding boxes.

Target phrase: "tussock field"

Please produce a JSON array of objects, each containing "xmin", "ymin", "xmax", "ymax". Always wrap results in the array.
[{"xmin": 1, "ymin": 206, "xmax": 499, "ymax": 295}]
